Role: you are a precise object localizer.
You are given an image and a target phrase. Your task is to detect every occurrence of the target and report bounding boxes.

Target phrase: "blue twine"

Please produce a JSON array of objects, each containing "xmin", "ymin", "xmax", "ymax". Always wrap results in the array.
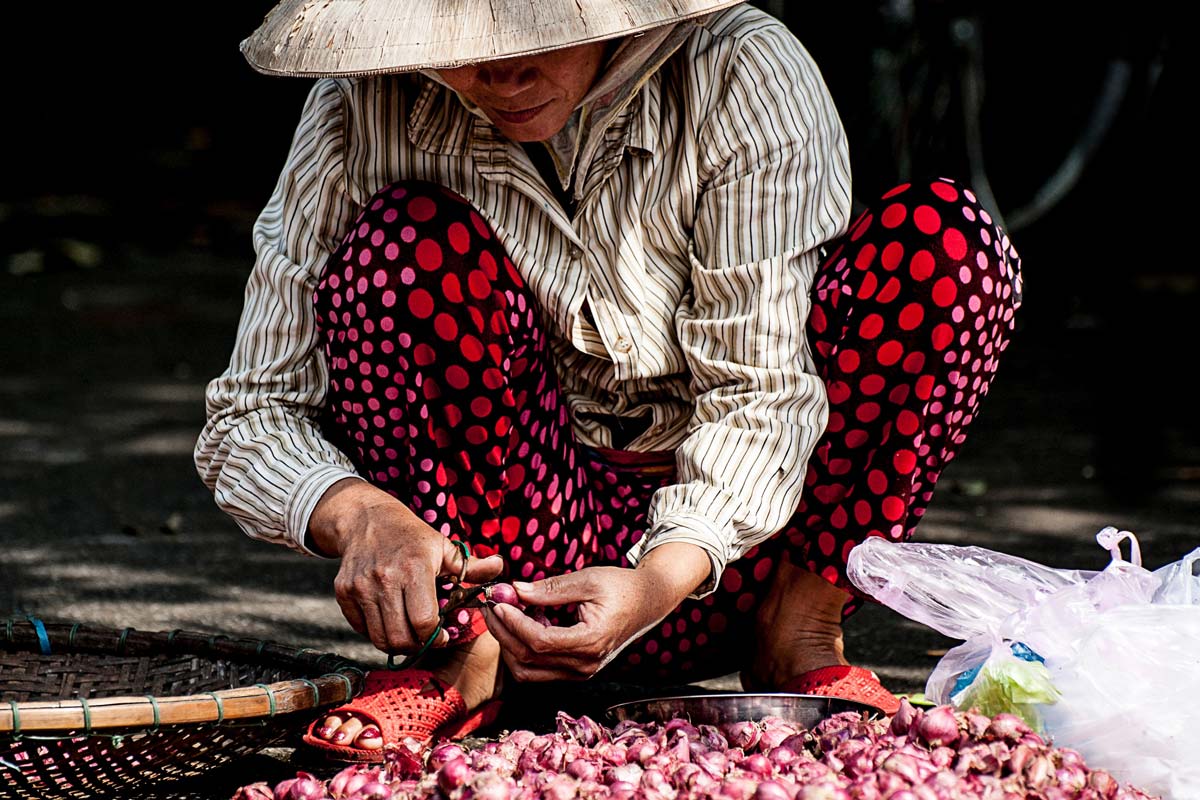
[{"xmin": 26, "ymin": 616, "xmax": 51, "ymax": 655}]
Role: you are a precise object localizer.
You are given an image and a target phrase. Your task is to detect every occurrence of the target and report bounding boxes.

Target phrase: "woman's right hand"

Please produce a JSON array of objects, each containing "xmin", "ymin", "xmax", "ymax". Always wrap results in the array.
[{"xmin": 307, "ymin": 478, "xmax": 504, "ymax": 654}]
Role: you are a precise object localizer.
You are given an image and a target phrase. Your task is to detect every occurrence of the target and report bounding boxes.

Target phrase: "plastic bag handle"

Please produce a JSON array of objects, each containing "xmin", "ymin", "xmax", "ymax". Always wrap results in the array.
[
  {"xmin": 1180, "ymin": 551, "xmax": 1200, "ymax": 605},
  {"xmin": 1095, "ymin": 526, "xmax": 1142, "ymax": 567}
]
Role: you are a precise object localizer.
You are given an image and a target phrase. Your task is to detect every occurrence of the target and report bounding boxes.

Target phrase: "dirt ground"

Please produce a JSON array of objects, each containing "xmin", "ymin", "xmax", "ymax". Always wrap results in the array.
[{"xmin": 2, "ymin": 236, "xmax": 1198, "ymax": 798}]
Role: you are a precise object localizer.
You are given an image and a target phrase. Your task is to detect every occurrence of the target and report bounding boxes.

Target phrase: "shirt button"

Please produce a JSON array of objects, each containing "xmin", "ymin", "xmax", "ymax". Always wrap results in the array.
[
  {"xmin": 568, "ymin": 245, "xmax": 584, "ymax": 260},
  {"xmin": 614, "ymin": 336, "xmax": 633, "ymax": 354}
]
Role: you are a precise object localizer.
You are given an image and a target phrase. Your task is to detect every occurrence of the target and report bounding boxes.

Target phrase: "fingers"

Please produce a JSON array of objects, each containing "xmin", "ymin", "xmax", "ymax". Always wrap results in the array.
[
  {"xmin": 483, "ymin": 605, "xmax": 595, "ymax": 677},
  {"xmin": 463, "ymin": 554, "xmax": 506, "ymax": 583},
  {"xmin": 440, "ymin": 539, "xmax": 505, "ymax": 584},
  {"xmin": 334, "ymin": 590, "xmax": 368, "ymax": 637},
  {"xmin": 404, "ymin": 581, "xmax": 445, "ymax": 651},
  {"xmin": 357, "ymin": 599, "xmax": 397, "ymax": 653},
  {"xmin": 514, "ymin": 570, "xmax": 596, "ymax": 607}
]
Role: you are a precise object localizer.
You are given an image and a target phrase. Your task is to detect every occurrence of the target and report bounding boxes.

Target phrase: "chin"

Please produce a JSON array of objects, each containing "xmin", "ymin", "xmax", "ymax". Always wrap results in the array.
[{"xmin": 494, "ymin": 108, "xmax": 572, "ymax": 143}]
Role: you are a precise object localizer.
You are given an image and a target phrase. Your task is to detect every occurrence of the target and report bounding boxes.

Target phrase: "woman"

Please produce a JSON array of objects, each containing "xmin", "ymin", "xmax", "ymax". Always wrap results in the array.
[{"xmin": 197, "ymin": 0, "xmax": 1022, "ymax": 761}]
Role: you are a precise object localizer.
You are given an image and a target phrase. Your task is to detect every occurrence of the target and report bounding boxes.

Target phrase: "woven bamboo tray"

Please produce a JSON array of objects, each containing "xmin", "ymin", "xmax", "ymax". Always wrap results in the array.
[{"xmin": 1, "ymin": 618, "xmax": 367, "ymax": 800}]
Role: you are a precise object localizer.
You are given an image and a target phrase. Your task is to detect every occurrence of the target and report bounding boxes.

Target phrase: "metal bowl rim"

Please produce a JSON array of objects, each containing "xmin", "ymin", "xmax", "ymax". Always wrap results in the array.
[{"xmin": 606, "ymin": 691, "xmax": 883, "ymax": 720}]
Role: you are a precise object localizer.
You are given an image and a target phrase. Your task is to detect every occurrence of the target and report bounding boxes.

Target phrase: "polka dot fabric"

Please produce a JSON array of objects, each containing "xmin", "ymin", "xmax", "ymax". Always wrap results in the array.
[{"xmin": 312, "ymin": 178, "xmax": 1021, "ymax": 684}]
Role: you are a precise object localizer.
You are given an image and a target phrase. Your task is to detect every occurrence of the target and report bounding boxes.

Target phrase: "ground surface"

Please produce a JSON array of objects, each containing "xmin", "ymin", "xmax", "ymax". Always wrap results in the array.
[{"xmin": 2, "ymin": 242, "xmax": 1197, "ymax": 798}]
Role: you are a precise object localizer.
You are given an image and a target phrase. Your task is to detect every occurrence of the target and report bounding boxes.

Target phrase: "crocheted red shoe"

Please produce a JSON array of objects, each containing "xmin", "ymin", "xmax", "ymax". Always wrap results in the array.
[
  {"xmin": 302, "ymin": 668, "xmax": 502, "ymax": 763},
  {"xmin": 780, "ymin": 665, "xmax": 902, "ymax": 716}
]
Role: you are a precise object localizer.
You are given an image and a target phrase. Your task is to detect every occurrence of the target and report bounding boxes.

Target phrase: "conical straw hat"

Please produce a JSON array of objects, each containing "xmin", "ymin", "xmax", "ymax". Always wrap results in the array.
[{"xmin": 241, "ymin": 0, "xmax": 748, "ymax": 77}]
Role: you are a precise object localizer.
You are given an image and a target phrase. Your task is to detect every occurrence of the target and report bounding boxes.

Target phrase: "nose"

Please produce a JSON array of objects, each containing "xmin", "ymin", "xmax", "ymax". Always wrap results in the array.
[{"xmin": 475, "ymin": 58, "xmax": 538, "ymax": 98}]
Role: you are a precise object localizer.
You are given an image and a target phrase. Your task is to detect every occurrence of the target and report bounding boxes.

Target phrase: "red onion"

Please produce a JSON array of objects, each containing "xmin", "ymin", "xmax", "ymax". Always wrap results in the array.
[
  {"xmin": 1023, "ymin": 754, "xmax": 1055, "ymax": 789},
  {"xmin": 796, "ymin": 782, "xmax": 851, "ymax": 800},
  {"xmin": 487, "ymin": 583, "xmax": 521, "ymax": 606},
  {"xmin": 760, "ymin": 719, "xmax": 801, "ymax": 751},
  {"xmin": 767, "ymin": 746, "xmax": 799, "ymax": 771},
  {"xmin": 696, "ymin": 750, "xmax": 730, "ymax": 779},
  {"xmin": 665, "ymin": 719, "xmax": 699, "ymax": 740},
  {"xmin": 961, "ymin": 711, "xmax": 991, "ymax": 742},
  {"xmin": 880, "ymin": 752, "xmax": 926, "ymax": 784},
  {"xmin": 716, "ymin": 776, "xmax": 759, "ymax": 800},
  {"xmin": 984, "ymin": 714, "xmax": 1029, "ymax": 743},
  {"xmin": 537, "ymin": 739, "xmax": 569, "ymax": 771},
  {"xmin": 640, "ymin": 768, "xmax": 674, "ymax": 797},
  {"xmin": 568, "ymin": 759, "xmax": 602, "ymax": 782},
  {"xmin": 889, "ymin": 700, "xmax": 918, "ymax": 737},
  {"xmin": 328, "ymin": 765, "xmax": 382, "ymax": 799},
  {"xmin": 608, "ymin": 781, "xmax": 637, "ymax": 800},
  {"xmin": 754, "ymin": 780, "xmax": 793, "ymax": 800},
  {"xmin": 629, "ymin": 740, "xmax": 660, "ymax": 766},
  {"xmin": 558, "ymin": 713, "xmax": 608, "ymax": 747},
  {"xmin": 232, "ymin": 702, "xmax": 1158, "ymax": 800},
  {"xmin": 466, "ymin": 772, "xmax": 517, "ymax": 800},
  {"xmin": 384, "ymin": 738, "xmax": 426, "ymax": 781},
  {"xmin": 438, "ymin": 757, "xmax": 473, "ymax": 793},
  {"xmin": 911, "ymin": 785, "xmax": 939, "ymax": 800},
  {"xmin": 577, "ymin": 780, "xmax": 608, "ymax": 800},
  {"xmin": 472, "ymin": 751, "xmax": 517, "ymax": 776},
  {"xmin": 741, "ymin": 754, "xmax": 773, "ymax": 779},
  {"xmin": 723, "ymin": 722, "xmax": 761, "ymax": 751},
  {"xmin": 430, "ymin": 742, "xmax": 470, "ymax": 770},
  {"xmin": 1088, "ymin": 770, "xmax": 1119, "ymax": 799},
  {"xmin": 594, "ymin": 742, "xmax": 628, "ymax": 767},
  {"xmin": 1007, "ymin": 743, "xmax": 1035, "ymax": 776},
  {"xmin": 273, "ymin": 778, "xmax": 299, "ymax": 800},
  {"xmin": 778, "ymin": 733, "xmax": 810, "ymax": 755},
  {"xmin": 287, "ymin": 773, "xmax": 329, "ymax": 800},
  {"xmin": 607, "ymin": 763, "xmax": 644, "ymax": 786},
  {"xmin": 914, "ymin": 706, "xmax": 959, "ymax": 749},
  {"xmin": 347, "ymin": 782, "xmax": 391, "ymax": 800},
  {"xmin": 699, "ymin": 725, "xmax": 730, "ymax": 752}
]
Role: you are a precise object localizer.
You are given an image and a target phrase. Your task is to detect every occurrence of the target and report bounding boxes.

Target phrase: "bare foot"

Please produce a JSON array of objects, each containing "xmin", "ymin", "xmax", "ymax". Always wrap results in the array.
[
  {"xmin": 313, "ymin": 630, "xmax": 503, "ymax": 749},
  {"xmin": 745, "ymin": 557, "xmax": 851, "ymax": 690}
]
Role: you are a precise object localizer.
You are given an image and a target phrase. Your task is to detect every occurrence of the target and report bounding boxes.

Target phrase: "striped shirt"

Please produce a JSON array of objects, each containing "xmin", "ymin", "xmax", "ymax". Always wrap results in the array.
[{"xmin": 195, "ymin": 4, "xmax": 852, "ymax": 596}]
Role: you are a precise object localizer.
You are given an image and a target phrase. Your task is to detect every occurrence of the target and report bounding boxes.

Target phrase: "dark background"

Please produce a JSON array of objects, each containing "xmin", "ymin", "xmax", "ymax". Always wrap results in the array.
[{"xmin": 4, "ymin": 0, "xmax": 1192, "ymax": 499}]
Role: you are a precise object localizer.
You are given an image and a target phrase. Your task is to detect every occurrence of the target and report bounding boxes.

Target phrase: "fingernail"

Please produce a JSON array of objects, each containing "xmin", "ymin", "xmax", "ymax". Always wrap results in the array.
[
  {"xmin": 317, "ymin": 727, "xmax": 334, "ymax": 738},
  {"xmin": 513, "ymin": 581, "xmax": 533, "ymax": 591},
  {"xmin": 333, "ymin": 732, "xmax": 347, "ymax": 743},
  {"xmin": 359, "ymin": 728, "xmax": 381, "ymax": 741}
]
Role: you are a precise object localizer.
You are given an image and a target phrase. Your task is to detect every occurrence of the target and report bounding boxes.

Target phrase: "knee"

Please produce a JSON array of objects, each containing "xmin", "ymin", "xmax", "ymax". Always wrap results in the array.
[{"xmin": 845, "ymin": 177, "xmax": 1022, "ymax": 315}]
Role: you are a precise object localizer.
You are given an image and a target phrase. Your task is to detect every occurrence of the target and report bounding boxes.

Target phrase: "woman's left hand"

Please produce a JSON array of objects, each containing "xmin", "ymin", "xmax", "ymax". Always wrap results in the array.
[{"xmin": 483, "ymin": 542, "xmax": 711, "ymax": 680}]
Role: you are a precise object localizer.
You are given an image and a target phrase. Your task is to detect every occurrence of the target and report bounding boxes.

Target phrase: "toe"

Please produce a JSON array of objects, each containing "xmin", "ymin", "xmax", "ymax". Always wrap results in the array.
[
  {"xmin": 356, "ymin": 724, "xmax": 384, "ymax": 749},
  {"xmin": 315, "ymin": 714, "xmax": 343, "ymax": 740},
  {"xmin": 331, "ymin": 716, "xmax": 364, "ymax": 745}
]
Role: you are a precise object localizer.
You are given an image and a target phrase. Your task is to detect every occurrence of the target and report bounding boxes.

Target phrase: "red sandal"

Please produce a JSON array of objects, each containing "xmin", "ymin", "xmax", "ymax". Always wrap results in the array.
[
  {"xmin": 303, "ymin": 668, "xmax": 503, "ymax": 763},
  {"xmin": 780, "ymin": 665, "xmax": 902, "ymax": 716}
]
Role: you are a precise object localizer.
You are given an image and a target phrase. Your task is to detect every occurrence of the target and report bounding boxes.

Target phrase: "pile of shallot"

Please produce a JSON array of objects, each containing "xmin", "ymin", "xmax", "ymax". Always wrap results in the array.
[{"xmin": 234, "ymin": 701, "xmax": 1158, "ymax": 800}]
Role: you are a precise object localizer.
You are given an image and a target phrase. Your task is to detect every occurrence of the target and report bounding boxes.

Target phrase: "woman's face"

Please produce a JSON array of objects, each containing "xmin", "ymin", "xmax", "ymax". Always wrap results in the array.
[{"xmin": 437, "ymin": 41, "xmax": 609, "ymax": 142}]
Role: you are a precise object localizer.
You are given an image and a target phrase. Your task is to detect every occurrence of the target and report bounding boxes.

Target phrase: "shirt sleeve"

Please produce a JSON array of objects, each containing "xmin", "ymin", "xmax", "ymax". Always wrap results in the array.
[
  {"xmin": 194, "ymin": 78, "xmax": 365, "ymax": 555},
  {"xmin": 625, "ymin": 21, "xmax": 852, "ymax": 596}
]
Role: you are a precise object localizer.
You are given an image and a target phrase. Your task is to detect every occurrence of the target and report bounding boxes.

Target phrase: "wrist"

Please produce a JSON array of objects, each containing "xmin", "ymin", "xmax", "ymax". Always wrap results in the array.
[
  {"xmin": 307, "ymin": 477, "xmax": 391, "ymax": 557},
  {"xmin": 635, "ymin": 542, "xmax": 713, "ymax": 605}
]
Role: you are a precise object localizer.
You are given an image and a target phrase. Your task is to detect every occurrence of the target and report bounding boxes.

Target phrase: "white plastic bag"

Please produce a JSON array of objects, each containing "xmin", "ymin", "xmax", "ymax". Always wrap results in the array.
[{"xmin": 847, "ymin": 528, "xmax": 1200, "ymax": 799}]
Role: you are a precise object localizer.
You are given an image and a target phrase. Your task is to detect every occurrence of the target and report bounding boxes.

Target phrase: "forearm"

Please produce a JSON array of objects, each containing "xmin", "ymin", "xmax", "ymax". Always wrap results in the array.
[
  {"xmin": 306, "ymin": 477, "xmax": 414, "ymax": 557},
  {"xmin": 633, "ymin": 541, "xmax": 713, "ymax": 609}
]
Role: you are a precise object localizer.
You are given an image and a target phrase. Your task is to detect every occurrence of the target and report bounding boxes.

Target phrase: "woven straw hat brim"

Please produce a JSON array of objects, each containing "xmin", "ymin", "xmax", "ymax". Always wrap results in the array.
[{"xmin": 241, "ymin": 0, "xmax": 747, "ymax": 78}]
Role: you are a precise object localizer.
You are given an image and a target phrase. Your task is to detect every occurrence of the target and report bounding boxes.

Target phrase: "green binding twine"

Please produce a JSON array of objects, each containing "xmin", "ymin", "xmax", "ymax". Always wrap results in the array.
[{"xmin": 386, "ymin": 539, "xmax": 471, "ymax": 670}]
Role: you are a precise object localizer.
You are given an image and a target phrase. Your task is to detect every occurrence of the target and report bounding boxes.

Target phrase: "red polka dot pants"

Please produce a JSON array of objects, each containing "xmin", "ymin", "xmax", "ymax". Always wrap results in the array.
[{"xmin": 312, "ymin": 178, "xmax": 1022, "ymax": 683}]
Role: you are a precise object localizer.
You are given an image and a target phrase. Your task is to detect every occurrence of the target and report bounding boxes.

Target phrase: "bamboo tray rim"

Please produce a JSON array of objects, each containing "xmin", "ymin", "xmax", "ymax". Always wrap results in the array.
[{"xmin": 1, "ymin": 620, "xmax": 365, "ymax": 735}]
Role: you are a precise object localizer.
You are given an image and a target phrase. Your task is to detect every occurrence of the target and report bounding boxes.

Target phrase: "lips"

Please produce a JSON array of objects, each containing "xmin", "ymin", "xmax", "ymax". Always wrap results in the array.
[{"xmin": 491, "ymin": 99, "xmax": 553, "ymax": 124}]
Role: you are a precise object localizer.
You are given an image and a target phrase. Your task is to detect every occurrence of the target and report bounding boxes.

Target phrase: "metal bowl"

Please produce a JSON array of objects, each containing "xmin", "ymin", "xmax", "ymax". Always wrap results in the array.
[{"xmin": 606, "ymin": 692, "xmax": 882, "ymax": 728}]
